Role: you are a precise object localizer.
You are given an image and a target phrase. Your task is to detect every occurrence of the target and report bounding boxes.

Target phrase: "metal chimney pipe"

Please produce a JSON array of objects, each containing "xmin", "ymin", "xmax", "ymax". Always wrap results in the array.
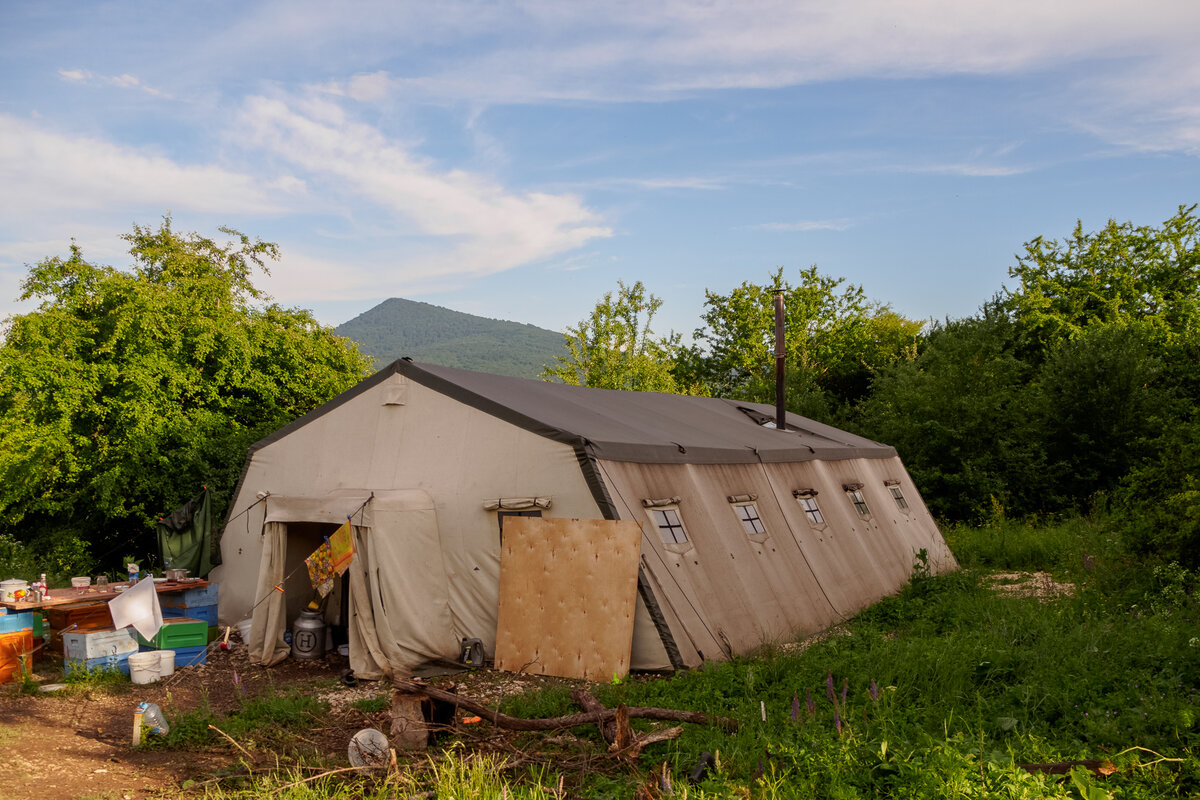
[{"xmin": 773, "ymin": 290, "xmax": 786, "ymax": 430}]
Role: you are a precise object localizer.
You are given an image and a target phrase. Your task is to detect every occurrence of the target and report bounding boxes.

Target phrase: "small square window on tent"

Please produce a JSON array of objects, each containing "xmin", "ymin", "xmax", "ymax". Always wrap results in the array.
[
  {"xmin": 728, "ymin": 494, "xmax": 766, "ymax": 536},
  {"xmin": 885, "ymin": 480, "xmax": 909, "ymax": 510},
  {"xmin": 642, "ymin": 497, "xmax": 688, "ymax": 544},
  {"xmin": 843, "ymin": 483, "xmax": 871, "ymax": 518},
  {"xmin": 792, "ymin": 489, "xmax": 825, "ymax": 525}
]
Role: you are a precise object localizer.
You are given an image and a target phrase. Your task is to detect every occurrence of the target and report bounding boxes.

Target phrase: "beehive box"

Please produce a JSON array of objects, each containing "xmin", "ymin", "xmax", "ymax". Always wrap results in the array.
[
  {"xmin": 0, "ymin": 630, "xmax": 34, "ymax": 683},
  {"xmin": 45, "ymin": 601, "xmax": 113, "ymax": 631},
  {"xmin": 159, "ymin": 583, "xmax": 218, "ymax": 609},
  {"xmin": 62, "ymin": 627, "xmax": 140, "ymax": 661},
  {"xmin": 137, "ymin": 617, "xmax": 208, "ymax": 649},
  {"xmin": 0, "ymin": 611, "xmax": 33, "ymax": 635},
  {"xmin": 65, "ymin": 651, "xmax": 132, "ymax": 677},
  {"xmin": 162, "ymin": 603, "xmax": 217, "ymax": 626}
]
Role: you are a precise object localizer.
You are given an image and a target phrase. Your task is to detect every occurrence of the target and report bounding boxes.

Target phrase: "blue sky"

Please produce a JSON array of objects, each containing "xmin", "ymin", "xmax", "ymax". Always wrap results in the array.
[{"xmin": 2, "ymin": 2, "xmax": 1198, "ymax": 340}]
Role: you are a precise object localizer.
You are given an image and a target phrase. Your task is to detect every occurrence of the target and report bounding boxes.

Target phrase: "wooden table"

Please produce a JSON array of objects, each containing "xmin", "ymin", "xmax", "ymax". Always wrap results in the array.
[
  {"xmin": 0, "ymin": 579, "xmax": 211, "ymax": 612},
  {"xmin": 2, "ymin": 579, "xmax": 213, "ymax": 631}
]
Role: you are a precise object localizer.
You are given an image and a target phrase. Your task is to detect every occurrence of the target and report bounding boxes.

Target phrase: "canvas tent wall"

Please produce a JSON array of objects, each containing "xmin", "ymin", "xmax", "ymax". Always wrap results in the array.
[{"xmin": 214, "ymin": 359, "xmax": 956, "ymax": 677}]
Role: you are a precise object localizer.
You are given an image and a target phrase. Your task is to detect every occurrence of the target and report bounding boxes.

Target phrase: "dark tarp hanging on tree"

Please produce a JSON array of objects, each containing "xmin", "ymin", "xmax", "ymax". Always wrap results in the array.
[{"xmin": 157, "ymin": 488, "xmax": 217, "ymax": 578}]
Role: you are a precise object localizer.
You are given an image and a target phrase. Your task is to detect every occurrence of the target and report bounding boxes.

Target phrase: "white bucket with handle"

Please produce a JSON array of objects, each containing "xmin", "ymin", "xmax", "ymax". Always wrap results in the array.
[{"xmin": 128, "ymin": 651, "xmax": 160, "ymax": 684}]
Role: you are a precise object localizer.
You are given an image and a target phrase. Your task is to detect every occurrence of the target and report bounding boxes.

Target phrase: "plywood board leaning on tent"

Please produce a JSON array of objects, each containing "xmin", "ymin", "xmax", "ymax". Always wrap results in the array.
[{"xmin": 495, "ymin": 516, "xmax": 643, "ymax": 681}]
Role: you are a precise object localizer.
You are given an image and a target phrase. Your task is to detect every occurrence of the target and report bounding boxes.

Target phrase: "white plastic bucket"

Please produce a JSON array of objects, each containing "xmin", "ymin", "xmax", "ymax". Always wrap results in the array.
[
  {"xmin": 236, "ymin": 618, "xmax": 253, "ymax": 642},
  {"xmin": 128, "ymin": 652, "xmax": 161, "ymax": 684},
  {"xmin": 158, "ymin": 650, "xmax": 175, "ymax": 677}
]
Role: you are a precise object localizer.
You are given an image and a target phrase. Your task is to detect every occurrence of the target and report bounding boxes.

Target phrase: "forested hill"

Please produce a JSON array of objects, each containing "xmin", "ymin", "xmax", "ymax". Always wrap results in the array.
[{"xmin": 334, "ymin": 298, "xmax": 566, "ymax": 379}]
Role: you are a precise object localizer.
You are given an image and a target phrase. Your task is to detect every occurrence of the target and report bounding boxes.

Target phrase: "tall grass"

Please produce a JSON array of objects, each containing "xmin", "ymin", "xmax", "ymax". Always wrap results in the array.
[
  {"xmin": 580, "ymin": 515, "xmax": 1200, "ymax": 798},
  {"xmin": 189, "ymin": 515, "xmax": 1200, "ymax": 798}
]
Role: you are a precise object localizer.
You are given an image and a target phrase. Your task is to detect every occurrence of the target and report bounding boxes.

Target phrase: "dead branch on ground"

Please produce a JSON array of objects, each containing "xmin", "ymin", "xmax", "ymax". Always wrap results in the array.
[{"xmin": 394, "ymin": 679, "xmax": 738, "ymax": 734}]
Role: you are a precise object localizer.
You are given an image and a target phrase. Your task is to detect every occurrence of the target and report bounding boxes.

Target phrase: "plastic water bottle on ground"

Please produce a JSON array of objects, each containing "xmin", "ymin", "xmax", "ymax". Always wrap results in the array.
[{"xmin": 139, "ymin": 702, "xmax": 170, "ymax": 736}]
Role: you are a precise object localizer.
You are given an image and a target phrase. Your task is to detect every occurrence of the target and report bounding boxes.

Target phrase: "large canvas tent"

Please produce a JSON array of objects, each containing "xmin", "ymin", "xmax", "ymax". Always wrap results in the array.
[{"xmin": 213, "ymin": 359, "xmax": 957, "ymax": 678}]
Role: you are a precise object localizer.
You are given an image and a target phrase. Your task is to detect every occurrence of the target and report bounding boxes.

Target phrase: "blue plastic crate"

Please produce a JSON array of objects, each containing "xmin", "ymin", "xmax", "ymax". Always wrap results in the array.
[
  {"xmin": 0, "ymin": 611, "xmax": 33, "ymax": 634},
  {"xmin": 65, "ymin": 651, "xmax": 132, "ymax": 677},
  {"xmin": 163, "ymin": 603, "xmax": 217, "ymax": 626},
  {"xmin": 159, "ymin": 583, "xmax": 219, "ymax": 609}
]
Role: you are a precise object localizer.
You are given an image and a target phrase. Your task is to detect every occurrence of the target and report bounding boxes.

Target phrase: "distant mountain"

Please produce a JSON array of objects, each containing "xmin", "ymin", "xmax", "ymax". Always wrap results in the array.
[{"xmin": 335, "ymin": 298, "xmax": 566, "ymax": 379}]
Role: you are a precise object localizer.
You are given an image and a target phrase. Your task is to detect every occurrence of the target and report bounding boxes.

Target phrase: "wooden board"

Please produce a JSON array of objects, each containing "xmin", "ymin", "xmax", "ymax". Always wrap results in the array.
[
  {"xmin": 495, "ymin": 517, "xmax": 642, "ymax": 681},
  {"xmin": 0, "ymin": 579, "xmax": 212, "ymax": 612}
]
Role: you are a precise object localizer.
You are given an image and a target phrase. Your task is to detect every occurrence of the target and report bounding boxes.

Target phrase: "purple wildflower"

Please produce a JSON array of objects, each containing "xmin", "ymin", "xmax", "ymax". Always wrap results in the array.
[
  {"xmin": 791, "ymin": 691, "xmax": 801, "ymax": 722},
  {"xmin": 869, "ymin": 679, "xmax": 879, "ymax": 702},
  {"xmin": 841, "ymin": 677, "xmax": 849, "ymax": 706},
  {"xmin": 834, "ymin": 709, "xmax": 842, "ymax": 735},
  {"xmin": 659, "ymin": 763, "xmax": 673, "ymax": 796},
  {"xmin": 826, "ymin": 671, "xmax": 836, "ymax": 706},
  {"xmin": 806, "ymin": 688, "xmax": 816, "ymax": 716}
]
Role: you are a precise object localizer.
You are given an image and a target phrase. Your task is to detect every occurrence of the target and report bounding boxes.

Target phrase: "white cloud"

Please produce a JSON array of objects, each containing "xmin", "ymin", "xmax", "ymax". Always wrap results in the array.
[
  {"xmin": 228, "ymin": 1, "xmax": 1200, "ymax": 152},
  {"xmin": 237, "ymin": 94, "xmax": 611, "ymax": 284},
  {"xmin": 0, "ymin": 114, "xmax": 290, "ymax": 217},
  {"xmin": 310, "ymin": 71, "xmax": 395, "ymax": 102},
  {"xmin": 58, "ymin": 68, "xmax": 171, "ymax": 98}
]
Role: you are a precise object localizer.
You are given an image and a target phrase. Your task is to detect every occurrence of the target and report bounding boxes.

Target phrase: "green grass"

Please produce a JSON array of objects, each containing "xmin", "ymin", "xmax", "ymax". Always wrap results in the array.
[
  {"xmin": 61, "ymin": 662, "xmax": 133, "ymax": 695},
  {"xmin": 350, "ymin": 695, "xmax": 390, "ymax": 714},
  {"xmin": 155, "ymin": 514, "xmax": 1200, "ymax": 798},
  {"xmin": 146, "ymin": 687, "xmax": 331, "ymax": 752},
  {"xmin": 565, "ymin": 516, "xmax": 1200, "ymax": 798}
]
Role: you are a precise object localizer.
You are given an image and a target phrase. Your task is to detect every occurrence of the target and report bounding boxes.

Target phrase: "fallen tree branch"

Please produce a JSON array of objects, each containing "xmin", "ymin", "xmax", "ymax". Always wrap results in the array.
[
  {"xmin": 612, "ymin": 725, "xmax": 683, "ymax": 761},
  {"xmin": 570, "ymin": 688, "xmax": 618, "ymax": 744},
  {"xmin": 208, "ymin": 724, "xmax": 257, "ymax": 766},
  {"xmin": 394, "ymin": 680, "xmax": 738, "ymax": 733},
  {"xmin": 1018, "ymin": 760, "xmax": 1116, "ymax": 778}
]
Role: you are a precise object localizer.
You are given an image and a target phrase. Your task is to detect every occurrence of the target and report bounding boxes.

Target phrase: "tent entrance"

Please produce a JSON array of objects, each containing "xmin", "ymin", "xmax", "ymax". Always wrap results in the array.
[
  {"xmin": 248, "ymin": 489, "xmax": 455, "ymax": 679},
  {"xmin": 278, "ymin": 521, "xmax": 346, "ymax": 648}
]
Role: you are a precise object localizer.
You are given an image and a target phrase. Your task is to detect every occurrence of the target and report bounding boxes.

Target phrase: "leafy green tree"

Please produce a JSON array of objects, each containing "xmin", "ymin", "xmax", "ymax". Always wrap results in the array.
[
  {"xmin": 0, "ymin": 218, "xmax": 372, "ymax": 567},
  {"xmin": 854, "ymin": 305, "xmax": 1047, "ymax": 521},
  {"xmin": 1034, "ymin": 322, "xmax": 1174, "ymax": 504},
  {"xmin": 1003, "ymin": 204, "xmax": 1200, "ymax": 356},
  {"xmin": 686, "ymin": 266, "xmax": 921, "ymax": 417},
  {"xmin": 543, "ymin": 280, "xmax": 681, "ymax": 392}
]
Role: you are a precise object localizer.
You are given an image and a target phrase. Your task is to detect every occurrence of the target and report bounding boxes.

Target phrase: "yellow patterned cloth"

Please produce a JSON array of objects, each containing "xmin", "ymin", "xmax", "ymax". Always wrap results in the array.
[{"xmin": 305, "ymin": 520, "xmax": 355, "ymax": 597}]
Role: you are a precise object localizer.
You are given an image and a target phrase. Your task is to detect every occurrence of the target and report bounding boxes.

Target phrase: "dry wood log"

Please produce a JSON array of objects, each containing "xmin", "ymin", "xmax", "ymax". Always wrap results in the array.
[
  {"xmin": 613, "ymin": 703, "xmax": 633, "ymax": 751},
  {"xmin": 1018, "ymin": 760, "xmax": 1116, "ymax": 777},
  {"xmin": 390, "ymin": 690, "xmax": 429, "ymax": 751},
  {"xmin": 570, "ymin": 688, "xmax": 618, "ymax": 744},
  {"xmin": 613, "ymin": 725, "xmax": 683, "ymax": 761},
  {"xmin": 394, "ymin": 679, "xmax": 739, "ymax": 733}
]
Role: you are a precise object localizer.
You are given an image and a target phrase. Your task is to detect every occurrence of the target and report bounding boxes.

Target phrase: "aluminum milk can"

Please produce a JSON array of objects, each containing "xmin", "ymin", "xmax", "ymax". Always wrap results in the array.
[{"xmin": 291, "ymin": 609, "xmax": 327, "ymax": 660}]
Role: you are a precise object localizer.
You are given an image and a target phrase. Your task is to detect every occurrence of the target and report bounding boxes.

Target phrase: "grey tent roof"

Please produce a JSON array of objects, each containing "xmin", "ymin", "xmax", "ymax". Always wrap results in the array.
[{"xmin": 255, "ymin": 359, "xmax": 896, "ymax": 466}]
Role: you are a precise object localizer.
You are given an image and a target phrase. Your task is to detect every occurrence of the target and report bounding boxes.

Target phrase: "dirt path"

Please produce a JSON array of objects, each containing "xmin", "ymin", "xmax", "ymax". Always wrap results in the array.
[{"xmin": 0, "ymin": 645, "xmax": 387, "ymax": 800}]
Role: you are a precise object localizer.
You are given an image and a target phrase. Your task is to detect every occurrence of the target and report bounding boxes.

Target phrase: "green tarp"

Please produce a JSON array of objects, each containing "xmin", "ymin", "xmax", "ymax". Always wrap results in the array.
[{"xmin": 156, "ymin": 488, "xmax": 217, "ymax": 578}]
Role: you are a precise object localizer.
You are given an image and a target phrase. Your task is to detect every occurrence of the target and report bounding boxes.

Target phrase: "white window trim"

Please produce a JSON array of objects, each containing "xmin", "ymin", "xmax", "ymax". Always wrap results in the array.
[
  {"xmin": 648, "ymin": 505, "xmax": 689, "ymax": 545},
  {"xmin": 792, "ymin": 489, "xmax": 827, "ymax": 529},
  {"xmin": 731, "ymin": 500, "xmax": 768, "ymax": 540},
  {"xmin": 846, "ymin": 488, "xmax": 871, "ymax": 518}
]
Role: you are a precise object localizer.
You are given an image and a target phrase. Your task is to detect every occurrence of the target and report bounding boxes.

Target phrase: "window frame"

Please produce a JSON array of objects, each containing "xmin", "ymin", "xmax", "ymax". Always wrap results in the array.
[
  {"xmin": 798, "ymin": 495, "xmax": 825, "ymax": 526},
  {"xmin": 732, "ymin": 501, "xmax": 767, "ymax": 536},
  {"xmin": 888, "ymin": 485, "xmax": 909, "ymax": 510},
  {"xmin": 845, "ymin": 487, "xmax": 871, "ymax": 518},
  {"xmin": 792, "ymin": 489, "xmax": 826, "ymax": 528},
  {"xmin": 649, "ymin": 506, "xmax": 689, "ymax": 545}
]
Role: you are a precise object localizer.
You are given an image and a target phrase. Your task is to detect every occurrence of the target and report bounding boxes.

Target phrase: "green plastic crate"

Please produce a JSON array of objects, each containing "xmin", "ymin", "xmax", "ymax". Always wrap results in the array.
[{"xmin": 137, "ymin": 617, "xmax": 208, "ymax": 649}]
